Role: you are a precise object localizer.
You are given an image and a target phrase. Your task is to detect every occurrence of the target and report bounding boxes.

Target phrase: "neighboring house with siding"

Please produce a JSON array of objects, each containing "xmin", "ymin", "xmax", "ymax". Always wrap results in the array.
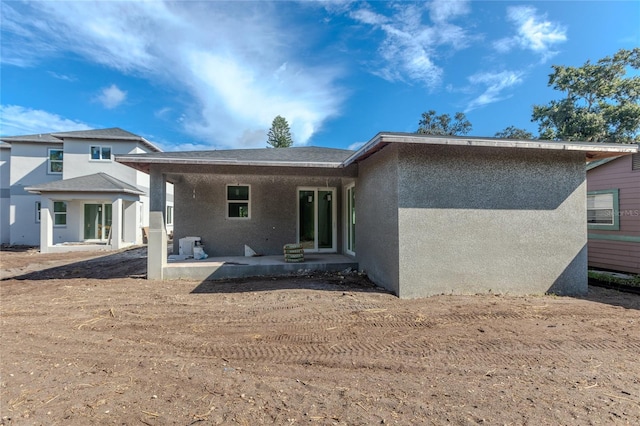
[
  {"xmin": 586, "ymin": 148, "xmax": 640, "ymax": 274},
  {"xmin": 117, "ymin": 132, "xmax": 637, "ymax": 298},
  {"xmin": 0, "ymin": 142, "xmax": 11, "ymax": 245},
  {"xmin": 0, "ymin": 128, "xmax": 173, "ymax": 252}
]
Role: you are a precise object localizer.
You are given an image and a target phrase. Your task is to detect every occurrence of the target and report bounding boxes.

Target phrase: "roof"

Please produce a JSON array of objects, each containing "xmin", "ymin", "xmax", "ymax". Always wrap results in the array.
[
  {"xmin": 586, "ymin": 143, "xmax": 639, "ymax": 171},
  {"xmin": 116, "ymin": 132, "xmax": 639, "ymax": 173},
  {"xmin": 1, "ymin": 127, "xmax": 162, "ymax": 152},
  {"xmin": 342, "ymin": 132, "xmax": 640, "ymax": 166},
  {"xmin": 25, "ymin": 173, "xmax": 145, "ymax": 195},
  {"xmin": 116, "ymin": 146, "xmax": 354, "ymax": 172}
]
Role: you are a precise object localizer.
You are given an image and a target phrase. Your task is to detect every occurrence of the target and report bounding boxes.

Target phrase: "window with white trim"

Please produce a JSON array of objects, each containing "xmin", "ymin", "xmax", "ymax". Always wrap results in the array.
[
  {"xmin": 166, "ymin": 205, "xmax": 173, "ymax": 225},
  {"xmin": 35, "ymin": 201, "xmax": 41, "ymax": 222},
  {"xmin": 90, "ymin": 145, "xmax": 112, "ymax": 161},
  {"xmin": 48, "ymin": 148, "xmax": 63, "ymax": 174},
  {"xmin": 226, "ymin": 185, "xmax": 250, "ymax": 219},
  {"xmin": 54, "ymin": 201, "xmax": 67, "ymax": 226},
  {"xmin": 587, "ymin": 190, "xmax": 619, "ymax": 230}
]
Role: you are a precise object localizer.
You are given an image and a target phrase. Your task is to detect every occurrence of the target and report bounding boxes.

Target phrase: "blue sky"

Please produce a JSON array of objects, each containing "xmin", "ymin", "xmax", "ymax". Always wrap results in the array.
[{"xmin": 1, "ymin": 0, "xmax": 638, "ymax": 151}]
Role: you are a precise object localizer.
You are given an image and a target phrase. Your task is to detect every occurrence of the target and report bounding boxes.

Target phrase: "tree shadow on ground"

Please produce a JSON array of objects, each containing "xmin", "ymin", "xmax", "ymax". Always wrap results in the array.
[
  {"xmin": 578, "ymin": 284, "xmax": 640, "ymax": 311},
  {"xmin": 190, "ymin": 273, "xmax": 391, "ymax": 295},
  {"xmin": 2, "ymin": 247, "xmax": 147, "ymax": 281}
]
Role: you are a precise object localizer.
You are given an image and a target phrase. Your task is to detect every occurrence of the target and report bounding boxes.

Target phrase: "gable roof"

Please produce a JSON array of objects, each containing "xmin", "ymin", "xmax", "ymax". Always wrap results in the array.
[
  {"xmin": 117, "ymin": 146, "xmax": 354, "ymax": 172},
  {"xmin": 1, "ymin": 127, "xmax": 162, "ymax": 152},
  {"xmin": 25, "ymin": 172, "xmax": 145, "ymax": 195}
]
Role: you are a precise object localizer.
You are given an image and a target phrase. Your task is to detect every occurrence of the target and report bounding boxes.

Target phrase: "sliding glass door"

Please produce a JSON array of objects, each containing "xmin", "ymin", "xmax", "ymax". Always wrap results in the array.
[{"xmin": 298, "ymin": 188, "xmax": 336, "ymax": 252}]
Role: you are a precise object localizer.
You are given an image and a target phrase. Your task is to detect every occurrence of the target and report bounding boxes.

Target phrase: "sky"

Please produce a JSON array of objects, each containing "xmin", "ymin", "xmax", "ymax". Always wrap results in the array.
[{"xmin": 1, "ymin": 0, "xmax": 638, "ymax": 152}]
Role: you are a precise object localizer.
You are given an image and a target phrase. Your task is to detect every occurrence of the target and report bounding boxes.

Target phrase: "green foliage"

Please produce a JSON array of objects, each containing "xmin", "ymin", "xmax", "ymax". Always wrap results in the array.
[
  {"xmin": 588, "ymin": 271, "xmax": 640, "ymax": 288},
  {"xmin": 266, "ymin": 115, "xmax": 293, "ymax": 148},
  {"xmin": 532, "ymin": 48, "xmax": 640, "ymax": 143},
  {"xmin": 417, "ymin": 110, "xmax": 472, "ymax": 136},
  {"xmin": 494, "ymin": 126, "xmax": 534, "ymax": 139}
]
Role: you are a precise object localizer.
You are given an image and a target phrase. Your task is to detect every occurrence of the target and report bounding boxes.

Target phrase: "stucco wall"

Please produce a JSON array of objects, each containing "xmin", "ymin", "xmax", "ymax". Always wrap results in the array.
[
  {"xmin": 355, "ymin": 145, "xmax": 400, "ymax": 295},
  {"xmin": 395, "ymin": 144, "xmax": 587, "ymax": 298},
  {"xmin": 173, "ymin": 173, "xmax": 345, "ymax": 256}
]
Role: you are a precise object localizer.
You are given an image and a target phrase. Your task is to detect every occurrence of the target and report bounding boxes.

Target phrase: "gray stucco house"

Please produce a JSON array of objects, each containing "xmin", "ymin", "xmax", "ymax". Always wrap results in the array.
[{"xmin": 116, "ymin": 132, "xmax": 637, "ymax": 298}]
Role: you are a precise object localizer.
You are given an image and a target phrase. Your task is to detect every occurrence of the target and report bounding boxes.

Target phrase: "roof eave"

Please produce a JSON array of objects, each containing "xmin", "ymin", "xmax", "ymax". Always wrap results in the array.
[
  {"xmin": 115, "ymin": 156, "xmax": 345, "ymax": 169},
  {"xmin": 25, "ymin": 187, "xmax": 145, "ymax": 195},
  {"xmin": 343, "ymin": 133, "xmax": 638, "ymax": 165}
]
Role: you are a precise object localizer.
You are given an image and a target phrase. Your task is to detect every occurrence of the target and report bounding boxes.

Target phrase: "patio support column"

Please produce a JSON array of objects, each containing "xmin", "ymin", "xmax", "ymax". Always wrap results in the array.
[
  {"xmin": 148, "ymin": 168, "xmax": 167, "ymax": 280},
  {"xmin": 39, "ymin": 196, "xmax": 53, "ymax": 253},
  {"xmin": 111, "ymin": 198, "xmax": 123, "ymax": 250}
]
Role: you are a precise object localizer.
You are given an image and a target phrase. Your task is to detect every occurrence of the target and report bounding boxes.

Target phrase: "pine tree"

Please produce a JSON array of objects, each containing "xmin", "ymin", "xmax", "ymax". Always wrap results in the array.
[{"xmin": 266, "ymin": 115, "xmax": 293, "ymax": 148}]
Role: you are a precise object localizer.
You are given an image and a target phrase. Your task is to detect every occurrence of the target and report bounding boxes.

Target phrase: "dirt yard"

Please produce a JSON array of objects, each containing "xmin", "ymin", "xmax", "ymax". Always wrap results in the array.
[{"xmin": 1, "ymin": 247, "xmax": 640, "ymax": 425}]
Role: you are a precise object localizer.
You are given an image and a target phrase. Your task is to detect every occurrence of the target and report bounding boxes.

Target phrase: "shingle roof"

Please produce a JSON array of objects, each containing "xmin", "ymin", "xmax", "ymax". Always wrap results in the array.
[
  {"xmin": 51, "ymin": 128, "xmax": 143, "ymax": 140},
  {"xmin": 0, "ymin": 133, "xmax": 64, "ymax": 143},
  {"xmin": 25, "ymin": 173, "xmax": 145, "ymax": 195},
  {"xmin": 117, "ymin": 146, "xmax": 354, "ymax": 170},
  {"xmin": 1, "ymin": 127, "xmax": 162, "ymax": 152}
]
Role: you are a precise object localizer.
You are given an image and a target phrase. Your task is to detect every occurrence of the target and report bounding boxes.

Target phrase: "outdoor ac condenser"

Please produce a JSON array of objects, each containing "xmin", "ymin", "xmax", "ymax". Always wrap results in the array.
[{"xmin": 178, "ymin": 236, "xmax": 201, "ymax": 257}]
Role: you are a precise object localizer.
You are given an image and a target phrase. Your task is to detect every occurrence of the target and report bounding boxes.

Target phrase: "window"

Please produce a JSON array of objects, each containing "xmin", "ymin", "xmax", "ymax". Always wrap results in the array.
[
  {"xmin": 226, "ymin": 185, "xmax": 250, "ymax": 218},
  {"xmin": 35, "ymin": 201, "xmax": 41, "ymax": 222},
  {"xmin": 90, "ymin": 145, "xmax": 112, "ymax": 161},
  {"xmin": 48, "ymin": 148, "xmax": 63, "ymax": 174},
  {"xmin": 587, "ymin": 190, "xmax": 619, "ymax": 230},
  {"xmin": 166, "ymin": 205, "xmax": 173, "ymax": 225},
  {"xmin": 633, "ymin": 153, "xmax": 640, "ymax": 171},
  {"xmin": 345, "ymin": 184, "xmax": 356, "ymax": 255},
  {"xmin": 54, "ymin": 201, "xmax": 67, "ymax": 226}
]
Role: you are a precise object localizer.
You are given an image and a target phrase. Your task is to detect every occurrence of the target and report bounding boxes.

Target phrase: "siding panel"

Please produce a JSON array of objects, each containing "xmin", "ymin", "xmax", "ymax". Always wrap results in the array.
[{"xmin": 587, "ymin": 154, "xmax": 640, "ymax": 274}]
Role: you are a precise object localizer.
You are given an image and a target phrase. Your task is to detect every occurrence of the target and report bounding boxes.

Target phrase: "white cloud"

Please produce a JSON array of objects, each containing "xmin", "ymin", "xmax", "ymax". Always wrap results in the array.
[
  {"xmin": 96, "ymin": 84, "xmax": 127, "ymax": 109},
  {"xmin": 494, "ymin": 6, "xmax": 567, "ymax": 59},
  {"xmin": 428, "ymin": 0, "xmax": 470, "ymax": 24},
  {"xmin": 348, "ymin": 1, "xmax": 471, "ymax": 90},
  {"xmin": 1, "ymin": 1, "xmax": 344, "ymax": 148},
  {"xmin": 0, "ymin": 105, "xmax": 91, "ymax": 136},
  {"xmin": 465, "ymin": 71, "xmax": 524, "ymax": 112},
  {"xmin": 347, "ymin": 141, "xmax": 366, "ymax": 151},
  {"xmin": 48, "ymin": 71, "xmax": 76, "ymax": 82}
]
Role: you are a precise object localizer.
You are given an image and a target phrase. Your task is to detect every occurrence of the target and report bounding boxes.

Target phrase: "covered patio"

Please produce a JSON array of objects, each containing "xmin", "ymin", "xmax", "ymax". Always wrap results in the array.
[{"xmin": 165, "ymin": 253, "xmax": 357, "ymax": 281}]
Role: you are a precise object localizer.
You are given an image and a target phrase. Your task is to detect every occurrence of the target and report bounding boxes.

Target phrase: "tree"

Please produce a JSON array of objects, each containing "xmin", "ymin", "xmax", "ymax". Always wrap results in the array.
[
  {"xmin": 266, "ymin": 115, "xmax": 293, "ymax": 148},
  {"xmin": 494, "ymin": 126, "xmax": 534, "ymax": 140},
  {"xmin": 417, "ymin": 110, "xmax": 472, "ymax": 136},
  {"xmin": 532, "ymin": 48, "xmax": 640, "ymax": 143}
]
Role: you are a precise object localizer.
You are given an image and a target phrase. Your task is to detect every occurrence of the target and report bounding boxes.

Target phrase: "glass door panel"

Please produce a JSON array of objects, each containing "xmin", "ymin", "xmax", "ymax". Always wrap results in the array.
[
  {"xmin": 318, "ymin": 191, "xmax": 333, "ymax": 249},
  {"xmin": 84, "ymin": 204, "xmax": 100, "ymax": 240},
  {"xmin": 299, "ymin": 190, "xmax": 315, "ymax": 249}
]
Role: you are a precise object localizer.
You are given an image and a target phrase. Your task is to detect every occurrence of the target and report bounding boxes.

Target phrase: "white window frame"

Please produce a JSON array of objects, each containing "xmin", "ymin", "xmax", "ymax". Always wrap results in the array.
[
  {"xmin": 587, "ymin": 189, "xmax": 619, "ymax": 231},
  {"xmin": 35, "ymin": 201, "xmax": 41, "ymax": 223},
  {"xmin": 166, "ymin": 205, "xmax": 174, "ymax": 225},
  {"xmin": 53, "ymin": 201, "xmax": 67, "ymax": 227},
  {"xmin": 90, "ymin": 145, "xmax": 112, "ymax": 161},
  {"xmin": 226, "ymin": 184, "xmax": 251, "ymax": 219},
  {"xmin": 48, "ymin": 148, "xmax": 63, "ymax": 174},
  {"xmin": 344, "ymin": 183, "xmax": 356, "ymax": 256}
]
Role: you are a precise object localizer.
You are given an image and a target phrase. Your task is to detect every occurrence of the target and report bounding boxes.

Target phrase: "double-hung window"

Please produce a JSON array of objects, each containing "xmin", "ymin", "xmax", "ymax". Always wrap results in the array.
[
  {"xmin": 48, "ymin": 148, "xmax": 63, "ymax": 174},
  {"xmin": 35, "ymin": 202, "xmax": 41, "ymax": 222},
  {"xmin": 226, "ymin": 185, "xmax": 250, "ymax": 219},
  {"xmin": 587, "ymin": 189, "xmax": 619, "ymax": 230},
  {"xmin": 91, "ymin": 145, "xmax": 112, "ymax": 161},
  {"xmin": 54, "ymin": 201, "xmax": 67, "ymax": 226}
]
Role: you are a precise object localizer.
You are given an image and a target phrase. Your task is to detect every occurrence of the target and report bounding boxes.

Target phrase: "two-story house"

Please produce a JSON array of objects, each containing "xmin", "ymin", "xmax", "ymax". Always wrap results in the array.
[{"xmin": 0, "ymin": 128, "xmax": 173, "ymax": 252}]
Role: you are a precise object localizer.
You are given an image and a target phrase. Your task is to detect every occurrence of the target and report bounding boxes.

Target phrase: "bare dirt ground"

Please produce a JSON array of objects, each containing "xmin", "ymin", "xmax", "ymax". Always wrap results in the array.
[{"xmin": 1, "ymin": 247, "xmax": 640, "ymax": 425}]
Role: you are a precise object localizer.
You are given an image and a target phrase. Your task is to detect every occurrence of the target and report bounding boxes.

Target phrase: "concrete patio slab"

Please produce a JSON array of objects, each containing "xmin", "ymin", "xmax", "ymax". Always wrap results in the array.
[{"xmin": 164, "ymin": 254, "xmax": 358, "ymax": 281}]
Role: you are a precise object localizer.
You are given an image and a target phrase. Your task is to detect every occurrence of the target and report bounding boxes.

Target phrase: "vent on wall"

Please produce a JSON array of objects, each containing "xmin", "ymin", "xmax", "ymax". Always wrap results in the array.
[{"xmin": 633, "ymin": 153, "xmax": 640, "ymax": 171}]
